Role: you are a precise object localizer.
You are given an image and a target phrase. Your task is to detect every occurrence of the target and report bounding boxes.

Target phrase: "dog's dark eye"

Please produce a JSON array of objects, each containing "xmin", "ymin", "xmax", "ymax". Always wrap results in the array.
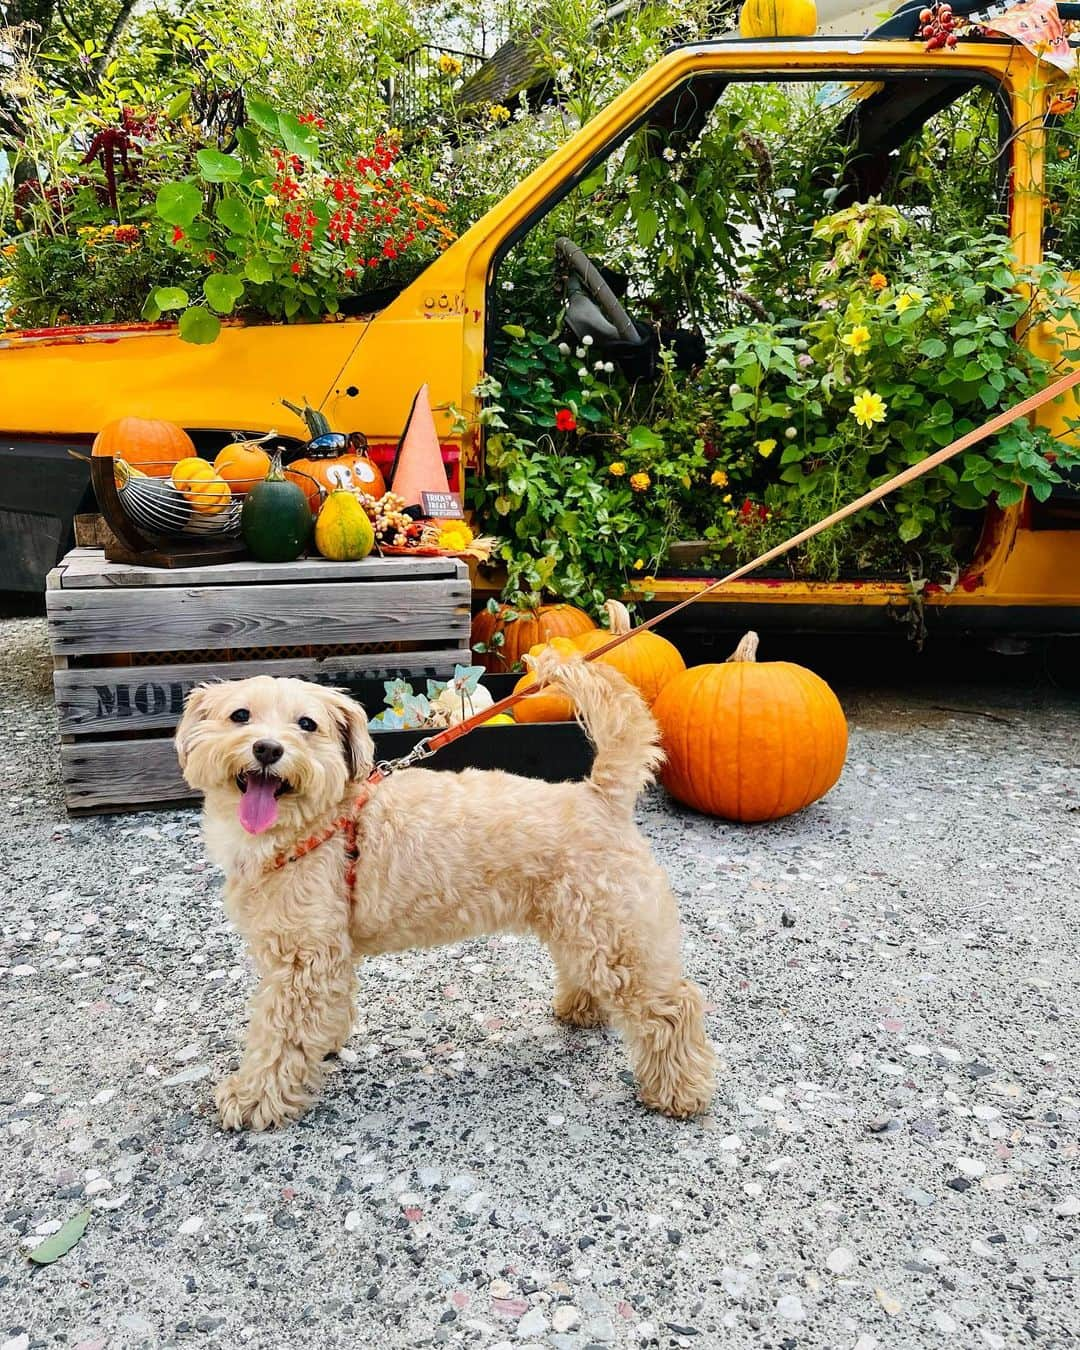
[
  {"xmin": 298, "ymin": 716, "xmax": 318, "ymax": 733},
  {"xmin": 230, "ymin": 709, "xmax": 251, "ymax": 724}
]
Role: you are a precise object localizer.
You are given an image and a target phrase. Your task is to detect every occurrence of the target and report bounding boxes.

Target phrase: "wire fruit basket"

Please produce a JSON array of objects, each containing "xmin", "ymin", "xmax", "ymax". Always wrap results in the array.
[{"xmin": 90, "ymin": 452, "xmax": 322, "ymax": 568}]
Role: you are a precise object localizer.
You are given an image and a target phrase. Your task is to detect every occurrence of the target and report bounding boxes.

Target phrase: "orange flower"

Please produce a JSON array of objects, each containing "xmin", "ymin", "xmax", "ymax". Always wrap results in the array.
[{"xmin": 869, "ymin": 272, "xmax": 887, "ymax": 290}]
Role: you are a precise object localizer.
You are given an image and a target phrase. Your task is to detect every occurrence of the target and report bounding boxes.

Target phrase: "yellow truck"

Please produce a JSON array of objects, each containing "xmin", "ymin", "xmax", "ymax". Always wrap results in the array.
[{"xmin": 2, "ymin": 4, "xmax": 1079, "ymax": 634}]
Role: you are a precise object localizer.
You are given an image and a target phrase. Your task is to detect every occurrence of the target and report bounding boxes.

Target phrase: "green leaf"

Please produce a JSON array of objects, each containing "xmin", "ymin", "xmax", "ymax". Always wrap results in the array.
[
  {"xmin": 140, "ymin": 293, "xmax": 161, "ymax": 322},
  {"xmin": 178, "ymin": 307, "xmax": 222, "ymax": 344},
  {"xmin": 636, "ymin": 207, "xmax": 659, "ymax": 248},
  {"xmin": 29, "ymin": 1210, "xmax": 90, "ymax": 1265},
  {"xmin": 204, "ymin": 273, "xmax": 245, "ymax": 313},
  {"xmin": 153, "ymin": 286, "xmax": 189, "ymax": 311},
  {"xmin": 247, "ymin": 96, "xmax": 279, "ymax": 134},
  {"xmin": 244, "ymin": 255, "xmax": 274, "ymax": 284},
  {"xmin": 165, "ymin": 89, "xmax": 191, "ymax": 120},
  {"xmin": 502, "ymin": 324, "xmax": 526, "ymax": 339},
  {"xmin": 627, "ymin": 425, "xmax": 665, "ymax": 452},
  {"xmin": 277, "ymin": 112, "xmax": 319, "ymax": 159},
  {"xmin": 196, "ymin": 149, "xmax": 243, "ymax": 182},
  {"xmin": 897, "ymin": 516, "xmax": 923, "ymax": 542},
  {"xmin": 918, "ymin": 338, "xmax": 947, "ymax": 359},
  {"xmin": 155, "ymin": 181, "xmax": 202, "ymax": 227},
  {"xmin": 995, "ymin": 482, "xmax": 1024, "ymax": 507},
  {"xmin": 215, "ymin": 196, "xmax": 253, "ymax": 235}
]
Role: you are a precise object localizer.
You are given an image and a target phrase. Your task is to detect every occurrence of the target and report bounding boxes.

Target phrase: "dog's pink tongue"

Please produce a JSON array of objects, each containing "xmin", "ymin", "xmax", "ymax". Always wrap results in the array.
[{"xmin": 238, "ymin": 772, "xmax": 280, "ymax": 835}]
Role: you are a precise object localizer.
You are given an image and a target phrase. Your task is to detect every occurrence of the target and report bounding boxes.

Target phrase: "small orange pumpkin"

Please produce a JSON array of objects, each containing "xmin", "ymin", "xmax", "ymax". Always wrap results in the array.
[
  {"xmin": 91, "ymin": 417, "xmax": 195, "ymax": 479},
  {"xmin": 471, "ymin": 602, "xmax": 597, "ymax": 673},
  {"xmin": 214, "ymin": 440, "xmax": 272, "ymax": 495},
  {"xmin": 573, "ymin": 600, "xmax": 685, "ymax": 706},
  {"xmin": 652, "ymin": 631, "xmax": 847, "ymax": 822},
  {"xmin": 512, "ymin": 637, "xmax": 580, "ymax": 722}
]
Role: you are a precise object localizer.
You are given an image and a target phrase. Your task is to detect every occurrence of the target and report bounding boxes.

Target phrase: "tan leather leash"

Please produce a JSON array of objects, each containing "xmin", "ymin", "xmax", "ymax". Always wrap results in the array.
[{"xmin": 371, "ymin": 363, "xmax": 1080, "ymax": 781}]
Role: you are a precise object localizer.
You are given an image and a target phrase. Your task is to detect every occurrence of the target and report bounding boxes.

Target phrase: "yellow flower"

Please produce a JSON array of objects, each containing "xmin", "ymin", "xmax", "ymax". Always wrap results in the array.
[
  {"xmin": 894, "ymin": 291, "xmax": 921, "ymax": 314},
  {"xmin": 937, "ymin": 293, "xmax": 955, "ymax": 312},
  {"xmin": 630, "ymin": 471, "xmax": 650, "ymax": 492},
  {"xmin": 851, "ymin": 389, "xmax": 887, "ymax": 428},
  {"xmin": 840, "ymin": 325, "xmax": 871, "ymax": 356},
  {"xmin": 263, "ymin": 193, "xmax": 279, "ymax": 208},
  {"xmin": 609, "ymin": 461, "xmax": 626, "ymax": 476},
  {"xmin": 487, "ymin": 103, "xmax": 511, "ymax": 125},
  {"xmin": 632, "ymin": 558, "xmax": 644, "ymax": 570},
  {"xmin": 755, "ymin": 438, "xmax": 777, "ymax": 458},
  {"xmin": 437, "ymin": 53, "xmax": 463, "ymax": 76},
  {"xmin": 710, "ymin": 468, "xmax": 729, "ymax": 487},
  {"xmin": 1, "ymin": 243, "xmax": 18, "ymax": 258},
  {"xmin": 869, "ymin": 272, "xmax": 887, "ymax": 291}
]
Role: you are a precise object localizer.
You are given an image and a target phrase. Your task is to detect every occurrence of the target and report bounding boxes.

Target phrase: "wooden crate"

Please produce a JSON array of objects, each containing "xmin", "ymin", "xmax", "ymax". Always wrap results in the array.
[{"xmin": 47, "ymin": 548, "xmax": 471, "ymax": 814}]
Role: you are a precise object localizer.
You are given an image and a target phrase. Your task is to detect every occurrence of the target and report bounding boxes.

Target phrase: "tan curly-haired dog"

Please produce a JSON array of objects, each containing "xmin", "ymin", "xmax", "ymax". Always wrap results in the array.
[{"xmin": 175, "ymin": 651, "xmax": 715, "ymax": 1131}]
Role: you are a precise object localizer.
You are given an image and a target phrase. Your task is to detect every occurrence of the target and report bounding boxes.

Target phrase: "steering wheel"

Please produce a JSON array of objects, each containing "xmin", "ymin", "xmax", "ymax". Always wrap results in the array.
[{"xmin": 555, "ymin": 237, "xmax": 642, "ymax": 346}]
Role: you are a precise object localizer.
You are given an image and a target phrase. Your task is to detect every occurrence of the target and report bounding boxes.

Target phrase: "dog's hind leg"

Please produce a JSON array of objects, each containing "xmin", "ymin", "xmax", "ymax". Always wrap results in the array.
[
  {"xmin": 216, "ymin": 939, "xmax": 356, "ymax": 1131},
  {"xmin": 543, "ymin": 875, "xmax": 715, "ymax": 1118}
]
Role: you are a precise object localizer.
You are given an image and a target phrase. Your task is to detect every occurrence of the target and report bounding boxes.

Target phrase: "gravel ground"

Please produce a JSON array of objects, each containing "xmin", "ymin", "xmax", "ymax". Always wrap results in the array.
[{"xmin": 2, "ymin": 614, "xmax": 1079, "ymax": 1350}]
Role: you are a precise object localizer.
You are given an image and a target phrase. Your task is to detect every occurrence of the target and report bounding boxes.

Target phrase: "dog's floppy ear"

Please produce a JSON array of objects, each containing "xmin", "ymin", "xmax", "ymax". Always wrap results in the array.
[
  {"xmin": 320, "ymin": 687, "xmax": 374, "ymax": 781},
  {"xmin": 175, "ymin": 683, "xmax": 217, "ymax": 772}
]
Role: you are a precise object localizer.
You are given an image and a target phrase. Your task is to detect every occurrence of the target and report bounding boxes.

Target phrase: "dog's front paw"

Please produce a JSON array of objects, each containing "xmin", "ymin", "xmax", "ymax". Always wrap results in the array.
[{"xmin": 215, "ymin": 1072, "xmax": 309, "ymax": 1132}]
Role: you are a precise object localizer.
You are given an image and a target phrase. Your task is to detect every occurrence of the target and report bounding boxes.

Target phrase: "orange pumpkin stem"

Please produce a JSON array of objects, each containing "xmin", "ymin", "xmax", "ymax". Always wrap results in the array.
[{"xmin": 726, "ymin": 631, "xmax": 760, "ymax": 663}]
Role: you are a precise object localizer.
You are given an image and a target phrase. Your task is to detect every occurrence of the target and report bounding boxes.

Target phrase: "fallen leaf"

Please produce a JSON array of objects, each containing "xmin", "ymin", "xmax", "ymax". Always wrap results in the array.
[{"xmin": 28, "ymin": 1209, "xmax": 90, "ymax": 1265}]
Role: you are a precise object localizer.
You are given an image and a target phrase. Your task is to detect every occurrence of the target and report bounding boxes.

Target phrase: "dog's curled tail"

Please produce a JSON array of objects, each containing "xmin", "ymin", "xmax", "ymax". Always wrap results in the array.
[{"xmin": 529, "ymin": 648, "xmax": 664, "ymax": 813}]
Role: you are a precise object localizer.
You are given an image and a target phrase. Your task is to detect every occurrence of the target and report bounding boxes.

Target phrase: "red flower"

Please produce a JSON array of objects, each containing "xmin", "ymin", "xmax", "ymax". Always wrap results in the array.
[
  {"xmin": 555, "ymin": 409, "xmax": 577, "ymax": 432},
  {"xmin": 291, "ymin": 261, "xmax": 302, "ymax": 274},
  {"xmin": 171, "ymin": 227, "xmax": 184, "ymax": 244},
  {"xmin": 206, "ymin": 251, "xmax": 216, "ymax": 263},
  {"xmin": 740, "ymin": 498, "xmax": 754, "ymax": 519}
]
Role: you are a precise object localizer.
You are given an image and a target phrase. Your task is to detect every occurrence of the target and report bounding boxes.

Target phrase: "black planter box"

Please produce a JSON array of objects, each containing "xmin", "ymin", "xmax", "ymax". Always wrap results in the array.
[{"xmin": 352, "ymin": 674, "xmax": 595, "ymax": 784}]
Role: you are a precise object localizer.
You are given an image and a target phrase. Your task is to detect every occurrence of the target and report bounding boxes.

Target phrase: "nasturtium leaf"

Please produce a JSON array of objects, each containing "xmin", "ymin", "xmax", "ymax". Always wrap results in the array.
[
  {"xmin": 277, "ymin": 112, "xmax": 319, "ymax": 159},
  {"xmin": 204, "ymin": 273, "xmax": 245, "ymax": 313},
  {"xmin": 155, "ymin": 181, "xmax": 201, "ymax": 227},
  {"xmin": 28, "ymin": 1209, "xmax": 90, "ymax": 1265},
  {"xmin": 246, "ymin": 97, "xmax": 279, "ymax": 134},
  {"xmin": 178, "ymin": 306, "xmax": 222, "ymax": 344},
  {"xmin": 215, "ymin": 197, "xmax": 253, "ymax": 235},
  {"xmin": 196, "ymin": 148, "xmax": 243, "ymax": 182},
  {"xmin": 244, "ymin": 256, "xmax": 274, "ymax": 284},
  {"xmin": 153, "ymin": 286, "xmax": 189, "ymax": 311}
]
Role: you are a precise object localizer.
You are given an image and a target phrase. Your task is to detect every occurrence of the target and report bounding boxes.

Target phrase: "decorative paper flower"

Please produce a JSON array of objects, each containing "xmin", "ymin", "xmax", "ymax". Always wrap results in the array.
[
  {"xmin": 840, "ymin": 325, "xmax": 871, "ymax": 356},
  {"xmin": 851, "ymin": 389, "xmax": 888, "ymax": 428},
  {"xmin": 555, "ymin": 408, "xmax": 577, "ymax": 432},
  {"xmin": 630, "ymin": 471, "xmax": 650, "ymax": 492}
]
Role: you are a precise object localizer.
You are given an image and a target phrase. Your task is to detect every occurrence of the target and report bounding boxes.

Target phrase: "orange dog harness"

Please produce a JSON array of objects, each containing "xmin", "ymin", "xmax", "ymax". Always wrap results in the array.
[{"xmin": 269, "ymin": 781, "xmax": 378, "ymax": 890}]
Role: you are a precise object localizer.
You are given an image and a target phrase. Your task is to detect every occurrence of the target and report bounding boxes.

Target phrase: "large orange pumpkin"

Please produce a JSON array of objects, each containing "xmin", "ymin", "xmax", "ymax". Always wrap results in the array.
[
  {"xmin": 652, "ymin": 631, "xmax": 847, "ymax": 821},
  {"xmin": 91, "ymin": 417, "xmax": 195, "ymax": 479},
  {"xmin": 573, "ymin": 600, "xmax": 685, "ymax": 706},
  {"xmin": 471, "ymin": 602, "xmax": 596, "ymax": 673},
  {"xmin": 511, "ymin": 638, "xmax": 579, "ymax": 722}
]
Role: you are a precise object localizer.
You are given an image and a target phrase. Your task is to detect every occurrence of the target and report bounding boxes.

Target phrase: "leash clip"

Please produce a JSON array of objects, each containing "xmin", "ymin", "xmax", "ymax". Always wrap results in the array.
[{"xmin": 375, "ymin": 735, "xmax": 435, "ymax": 779}]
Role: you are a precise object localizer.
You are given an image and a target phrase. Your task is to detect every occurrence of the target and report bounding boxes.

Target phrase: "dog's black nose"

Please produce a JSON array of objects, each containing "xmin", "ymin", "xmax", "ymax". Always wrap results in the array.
[{"xmin": 252, "ymin": 739, "xmax": 284, "ymax": 766}]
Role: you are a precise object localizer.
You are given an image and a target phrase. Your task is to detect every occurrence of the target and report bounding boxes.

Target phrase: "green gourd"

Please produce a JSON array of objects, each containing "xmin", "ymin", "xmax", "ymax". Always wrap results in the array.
[{"xmin": 240, "ymin": 451, "xmax": 312, "ymax": 562}]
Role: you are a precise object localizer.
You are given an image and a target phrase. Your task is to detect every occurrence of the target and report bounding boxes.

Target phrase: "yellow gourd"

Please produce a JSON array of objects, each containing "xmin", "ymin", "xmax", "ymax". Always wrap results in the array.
[
  {"xmin": 739, "ymin": 0, "xmax": 817, "ymax": 38},
  {"xmin": 314, "ymin": 489, "xmax": 375, "ymax": 561}
]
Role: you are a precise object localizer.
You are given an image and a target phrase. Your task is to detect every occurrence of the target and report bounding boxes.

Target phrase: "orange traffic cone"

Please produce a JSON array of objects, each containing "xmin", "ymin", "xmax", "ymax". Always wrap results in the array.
[{"xmin": 390, "ymin": 384, "xmax": 457, "ymax": 516}]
